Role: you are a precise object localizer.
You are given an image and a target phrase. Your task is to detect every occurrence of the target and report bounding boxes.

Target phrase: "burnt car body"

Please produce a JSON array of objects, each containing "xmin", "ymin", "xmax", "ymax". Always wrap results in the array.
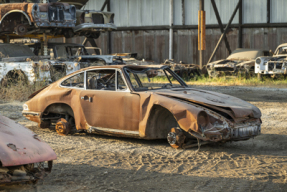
[
  {"xmin": 163, "ymin": 59, "xmax": 201, "ymax": 79},
  {"xmin": 0, "ymin": 115, "xmax": 56, "ymax": 184},
  {"xmin": 29, "ymin": 42, "xmax": 124, "ymax": 67},
  {"xmin": 207, "ymin": 49, "xmax": 270, "ymax": 77},
  {"xmin": 255, "ymin": 43, "xmax": 287, "ymax": 77},
  {"xmin": 0, "ymin": 0, "xmax": 76, "ymax": 37},
  {"xmin": 22, "ymin": 65, "xmax": 261, "ymax": 149},
  {"xmin": 0, "ymin": 43, "xmax": 80, "ymax": 86},
  {"xmin": 57, "ymin": 0, "xmax": 116, "ymax": 38}
]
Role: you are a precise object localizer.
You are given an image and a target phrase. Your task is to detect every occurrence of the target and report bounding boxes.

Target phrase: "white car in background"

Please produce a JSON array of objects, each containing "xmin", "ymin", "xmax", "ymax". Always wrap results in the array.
[
  {"xmin": 255, "ymin": 43, "xmax": 287, "ymax": 77},
  {"xmin": 207, "ymin": 49, "xmax": 270, "ymax": 78}
]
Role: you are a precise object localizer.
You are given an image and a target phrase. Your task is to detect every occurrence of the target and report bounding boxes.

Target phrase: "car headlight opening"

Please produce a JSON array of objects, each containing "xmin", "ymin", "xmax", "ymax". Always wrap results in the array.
[
  {"xmin": 23, "ymin": 104, "xmax": 29, "ymax": 111},
  {"xmin": 255, "ymin": 58, "xmax": 261, "ymax": 64},
  {"xmin": 197, "ymin": 111, "xmax": 209, "ymax": 131}
]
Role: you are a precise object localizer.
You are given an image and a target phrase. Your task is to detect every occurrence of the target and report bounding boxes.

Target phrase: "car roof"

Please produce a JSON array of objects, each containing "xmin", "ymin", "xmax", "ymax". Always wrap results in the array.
[
  {"xmin": 276, "ymin": 43, "xmax": 287, "ymax": 48},
  {"xmin": 56, "ymin": 64, "xmax": 168, "ymax": 83},
  {"xmin": 83, "ymin": 64, "xmax": 167, "ymax": 71}
]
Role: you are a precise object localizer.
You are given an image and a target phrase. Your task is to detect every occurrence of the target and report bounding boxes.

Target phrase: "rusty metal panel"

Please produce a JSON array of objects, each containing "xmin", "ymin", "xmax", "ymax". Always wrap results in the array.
[
  {"xmin": 0, "ymin": 115, "xmax": 56, "ymax": 167},
  {"xmin": 134, "ymin": 30, "xmax": 145, "ymax": 59},
  {"xmin": 155, "ymin": 30, "xmax": 169, "ymax": 63},
  {"xmin": 111, "ymin": 31, "xmax": 123, "ymax": 53},
  {"xmin": 122, "ymin": 31, "xmax": 133, "ymax": 53},
  {"xmin": 143, "ymin": 31, "xmax": 156, "ymax": 61},
  {"xmin": 94, "ymin": 27, "xmax": 286, "ymax": 65}
]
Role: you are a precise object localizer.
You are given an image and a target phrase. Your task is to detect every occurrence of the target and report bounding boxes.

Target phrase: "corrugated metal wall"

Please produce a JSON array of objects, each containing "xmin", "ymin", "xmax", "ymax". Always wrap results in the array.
[{"xmin": 70, "ymin": 0, "xmax": 287, "ymax": 64}]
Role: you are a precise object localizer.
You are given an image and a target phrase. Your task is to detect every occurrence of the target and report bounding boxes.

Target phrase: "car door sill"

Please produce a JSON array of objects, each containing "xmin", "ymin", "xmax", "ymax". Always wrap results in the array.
[{"xmin": 88, "ymin": 126, "xmax": 140, "ymax": 137}]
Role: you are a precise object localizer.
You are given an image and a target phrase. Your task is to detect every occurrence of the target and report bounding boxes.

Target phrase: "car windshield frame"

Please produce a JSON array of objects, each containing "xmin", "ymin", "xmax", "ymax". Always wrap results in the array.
[
  {"xmin": 123, "ymin": 66, "xmax": 187, "ymax": 92},
  {"xmin": 275, "ymin": 46, "xmax": 287, "ymax": 55}
]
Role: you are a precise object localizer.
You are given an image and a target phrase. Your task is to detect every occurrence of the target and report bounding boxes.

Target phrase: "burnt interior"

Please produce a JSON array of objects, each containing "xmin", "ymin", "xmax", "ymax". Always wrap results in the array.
[{"xmin": 49, "ymin": 65, "xmax": 66, "ymax": 82}]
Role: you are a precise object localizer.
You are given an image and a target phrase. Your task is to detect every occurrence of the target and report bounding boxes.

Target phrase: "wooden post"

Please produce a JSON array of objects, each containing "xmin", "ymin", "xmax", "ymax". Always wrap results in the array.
[{"xmin": 198, "ymin": 0, "xmax": 205, "ymax": 69}]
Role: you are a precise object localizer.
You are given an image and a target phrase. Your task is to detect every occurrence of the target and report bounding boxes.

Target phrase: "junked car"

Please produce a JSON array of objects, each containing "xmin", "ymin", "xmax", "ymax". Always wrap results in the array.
[
  {"xmin": 29, "ymin": 42, "xmax": 124, "ymax": 68},
  {"xmin": 0, "ymin": 0, "xmax": 76, "ymax": 38},
  {"xmin": 56, "ymin": 0, "xmax": 116, "ymax": 38},
  {"xmin": 255, "ymin": 43, "xmax": 287, "ymax": 77},
  {"xmin": 22, "ymin": 65, "xmax": 262, "ymax": 149},
  {"xmin": 0, "ymin": 43, "xmax": 80, "ymax": 86},
  {"xmin": 207, "ymin": 49, "xmax": 270, "ymax": 78},
  {"xmin": 163, "ymin": 59, "xmax": 201, "ymax": 79},
  {"xmin": 0, "ymin": 115, "xmax": 56, "ymax": 184}
]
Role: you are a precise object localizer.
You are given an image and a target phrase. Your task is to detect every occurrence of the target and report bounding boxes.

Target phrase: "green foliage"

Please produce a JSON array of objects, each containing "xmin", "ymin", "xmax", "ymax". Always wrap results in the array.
[{"xmin": 185, "ymin": 74, "xmax": 287, "ymax": 87}]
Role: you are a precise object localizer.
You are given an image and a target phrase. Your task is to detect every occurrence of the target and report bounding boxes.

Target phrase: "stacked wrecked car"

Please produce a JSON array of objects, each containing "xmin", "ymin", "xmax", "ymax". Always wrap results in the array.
[{"xmin": 0, "ymin": 0, "xmax": 118, "ymax": 86}]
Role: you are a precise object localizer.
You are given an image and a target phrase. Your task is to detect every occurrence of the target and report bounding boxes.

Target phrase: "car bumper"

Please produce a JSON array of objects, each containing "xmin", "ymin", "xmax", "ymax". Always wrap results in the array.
[
  {"xmin": 22, "ymin": 110, "xmax": 41, "ymax": 123},
  {"xmin": 189, "ymin": 121, "xmax": 261, "ymax": 142},
  {"xmin": 73, "ymin": 23, "xmax": 117, "ymax": 32}
]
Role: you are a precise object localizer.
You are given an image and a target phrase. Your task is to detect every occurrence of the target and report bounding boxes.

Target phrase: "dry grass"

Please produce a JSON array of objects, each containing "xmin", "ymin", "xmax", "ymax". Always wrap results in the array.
[{"xmin": 0, "ymin": 81, "xmax": 47, "ymax": 102}]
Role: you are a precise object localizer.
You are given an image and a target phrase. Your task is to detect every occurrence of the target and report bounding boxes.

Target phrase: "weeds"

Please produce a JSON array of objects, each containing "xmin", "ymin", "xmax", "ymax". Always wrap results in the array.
[
  {"xmin": 185, "ymin": 74, "xmax": 287, "ymax": 88},
  {"xmin": 0, "ymin": 81, "xmax": 47, "ymax": 102}
]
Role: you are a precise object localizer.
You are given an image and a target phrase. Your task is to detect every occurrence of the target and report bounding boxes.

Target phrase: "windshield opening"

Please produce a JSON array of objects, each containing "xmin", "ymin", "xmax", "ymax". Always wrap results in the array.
[
  {"xmin": 125, "ymin": 67, "xmax": 186, "ymax": 91},
  {"xmin": 276, "ymin": 46, "xmax": 287, "ymax": 55}
]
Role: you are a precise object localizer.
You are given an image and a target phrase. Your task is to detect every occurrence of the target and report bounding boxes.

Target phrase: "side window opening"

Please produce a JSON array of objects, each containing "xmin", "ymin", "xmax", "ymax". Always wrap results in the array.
[
  {"xmin": 61, "ymin": 72, "xmax": 85, "ymax": 88},
  {"xmin": 87, "ymin": 69, "xmax": 116, "ymax": 91}
]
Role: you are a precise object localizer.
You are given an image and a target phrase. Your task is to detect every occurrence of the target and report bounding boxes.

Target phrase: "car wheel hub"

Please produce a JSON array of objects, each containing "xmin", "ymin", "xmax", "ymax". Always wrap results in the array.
[{"xmin": 55, "ymin": 118, "xmax": 71, "ymax": 136}]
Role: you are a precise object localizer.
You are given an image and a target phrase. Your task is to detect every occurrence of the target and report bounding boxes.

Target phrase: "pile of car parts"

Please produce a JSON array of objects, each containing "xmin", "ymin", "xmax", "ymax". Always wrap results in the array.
[{"xmin": 163, "ymin": 59, "xmax": 201, "ymax": 79}]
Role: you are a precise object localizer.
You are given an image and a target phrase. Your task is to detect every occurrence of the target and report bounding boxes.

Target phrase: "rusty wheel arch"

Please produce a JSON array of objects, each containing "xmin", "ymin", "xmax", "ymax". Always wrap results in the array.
[
  {"xmin": 43, "ymin": 103, "xmax": 75, "ymax": 118},
  {"xmin": 1, "ymin": 69, "xmax": 28, "ymax": 87},
  {"xmin": 145, "ymin": 105, "xmax": 179, "ymax": 139},
  {"xmin": 40, "ymin": 103, "xmax": 75, "ymax": 129},
  {"xmin": 0, "ymin": 10, "xmax": 32, "ymax": 25}
]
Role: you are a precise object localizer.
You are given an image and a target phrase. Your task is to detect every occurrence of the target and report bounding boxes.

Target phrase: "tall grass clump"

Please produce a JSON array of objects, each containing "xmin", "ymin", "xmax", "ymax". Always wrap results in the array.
[{"xmin": 0, "ymin": 81, "xmax": 47, "ymax": 102}]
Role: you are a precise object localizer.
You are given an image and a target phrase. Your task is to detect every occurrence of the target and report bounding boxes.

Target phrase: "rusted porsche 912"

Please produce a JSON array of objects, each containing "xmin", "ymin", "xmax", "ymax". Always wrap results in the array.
[
  {"xmin": 0, "ymin": 115, "xmax": 56, "ymax": 184},
  {"xmin": 22, "ymin": 65, "xmax": 262, "ymax": 149}
]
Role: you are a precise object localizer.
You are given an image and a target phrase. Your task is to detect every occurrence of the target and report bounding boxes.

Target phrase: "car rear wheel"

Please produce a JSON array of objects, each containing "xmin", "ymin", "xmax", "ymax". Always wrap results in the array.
[{"xmin": 55, "ymin": 118, "xmax": 71, "ymax": 136}]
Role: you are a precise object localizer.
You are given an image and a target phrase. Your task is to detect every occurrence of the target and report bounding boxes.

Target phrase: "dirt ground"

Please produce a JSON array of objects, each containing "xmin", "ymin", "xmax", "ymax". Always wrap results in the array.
[{"xmin": 1, "ymin": 85, "xmax": 287, "ymax": 192}]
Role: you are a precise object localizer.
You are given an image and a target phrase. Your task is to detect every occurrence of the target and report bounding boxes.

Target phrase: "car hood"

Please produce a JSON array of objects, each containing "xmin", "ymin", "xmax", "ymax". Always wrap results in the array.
[
  {"xmin": 152, "ymin": 88, "xmax": 261, "ymax": 119},
  {"xmin": 0, "ymin": 115, "xmax": 57, "ymax": 167}
]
